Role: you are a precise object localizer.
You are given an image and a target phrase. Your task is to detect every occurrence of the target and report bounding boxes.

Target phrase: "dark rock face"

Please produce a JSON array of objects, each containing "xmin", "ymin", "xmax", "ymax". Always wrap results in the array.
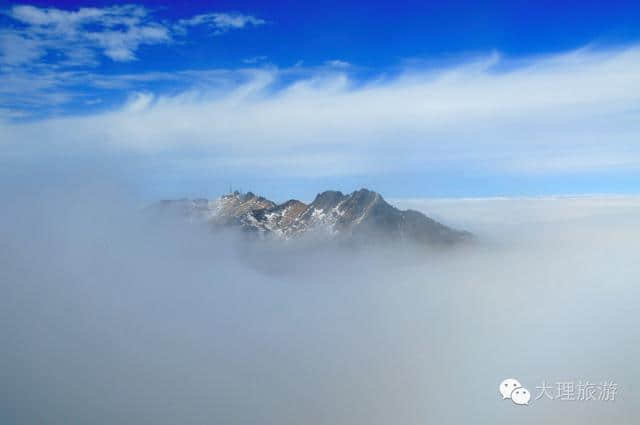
[
  {"xmin": 304, "ymin": 190, "xmax": 348, "ymax": 215},
  {"xmin": 155, "ymin": 188, "xmax": 472, "ymax": 245}
]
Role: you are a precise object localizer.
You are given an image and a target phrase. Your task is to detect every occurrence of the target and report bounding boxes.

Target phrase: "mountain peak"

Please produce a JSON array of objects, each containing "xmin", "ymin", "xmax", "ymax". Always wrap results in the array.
[
  {"xmin": 352, "ymin": 187, "xmax": 375, "ymax": 195},
  {"xmin": 311, "ymin": 190, "xmax": 346, "ymax": 206}
]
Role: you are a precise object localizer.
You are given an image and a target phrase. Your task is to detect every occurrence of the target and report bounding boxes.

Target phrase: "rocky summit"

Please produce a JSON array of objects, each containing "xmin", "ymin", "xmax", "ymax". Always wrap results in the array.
[{"xmin": 155, "ymin": 188, "xmax": 472, "ymax": 245}]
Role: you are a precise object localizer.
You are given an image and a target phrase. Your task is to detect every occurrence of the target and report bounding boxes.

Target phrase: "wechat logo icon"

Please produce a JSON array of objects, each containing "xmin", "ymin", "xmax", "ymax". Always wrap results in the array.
[{"xmin": 499, "ymin": 378, "xmax": 531, "ymax": 406}]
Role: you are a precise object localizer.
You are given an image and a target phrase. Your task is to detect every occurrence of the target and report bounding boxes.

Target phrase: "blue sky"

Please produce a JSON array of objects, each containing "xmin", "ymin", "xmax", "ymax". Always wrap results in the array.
[{"xmin": 1, "ymin": 1, "xmax": 640, "ymax": 200}]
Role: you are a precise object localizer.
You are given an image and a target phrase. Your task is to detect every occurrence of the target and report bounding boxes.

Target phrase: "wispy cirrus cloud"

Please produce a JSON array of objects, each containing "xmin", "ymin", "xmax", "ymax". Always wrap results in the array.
[
  {"xmin": 242, "ymin": 55, "xmax": 268, "ymax": 64},
  {"xmin": 1, "ymin": 4, "xmax": 169, "ymax": 64},
  {"xmin": 0, "ymin": 4, "xmax": 267, "ymax": 115},
  {"xmin": 175, "ymin": 12, "xmax": 266, "ymax": 35},
  {"xmin": 0, "ymin": 4, "xmax": 265, "ymax": 66}
]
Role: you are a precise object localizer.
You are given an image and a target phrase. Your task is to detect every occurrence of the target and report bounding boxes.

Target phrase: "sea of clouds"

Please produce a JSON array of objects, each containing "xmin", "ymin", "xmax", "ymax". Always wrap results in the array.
[{"xmin": 1, "ymin": 180, "xmax": 639, "ymax": 425}]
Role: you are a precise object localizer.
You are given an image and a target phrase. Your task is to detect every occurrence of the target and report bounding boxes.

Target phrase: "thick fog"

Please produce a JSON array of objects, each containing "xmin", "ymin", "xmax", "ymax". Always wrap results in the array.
[{"xmin": 2, "ymin": 184, "xmax": 639, "ymax": 425}]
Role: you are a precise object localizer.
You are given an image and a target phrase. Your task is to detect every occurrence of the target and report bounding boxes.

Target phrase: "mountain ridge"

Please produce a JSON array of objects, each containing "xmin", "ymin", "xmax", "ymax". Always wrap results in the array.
[{"xmin": 156, "ymin": 188, "xmax": 472, "ymax": 245}]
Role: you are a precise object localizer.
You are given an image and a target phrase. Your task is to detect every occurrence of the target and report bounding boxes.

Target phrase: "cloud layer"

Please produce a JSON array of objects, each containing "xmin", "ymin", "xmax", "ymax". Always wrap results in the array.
[{"xmin": 2, "ymin": 44, "xmax": 640, "ymax": 184}]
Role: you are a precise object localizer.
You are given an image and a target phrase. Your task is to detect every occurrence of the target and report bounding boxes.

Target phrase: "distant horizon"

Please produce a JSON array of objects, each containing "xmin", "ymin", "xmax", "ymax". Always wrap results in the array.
[{"xmin": 150, "ymin": 187, "xmax": 640, "ymax": 204}]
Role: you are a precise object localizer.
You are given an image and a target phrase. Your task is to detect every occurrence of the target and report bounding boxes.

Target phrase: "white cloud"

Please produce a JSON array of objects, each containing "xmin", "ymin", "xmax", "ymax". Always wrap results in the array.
[
  {"xmin": 125, "ymin": 91, "xmax": 155, "ymax": 112},
  {"xmin": 242, "ymin": 55, "xmax": 268, "ymax": 64},
  {"xmin": 0, "ymin": 5, "xmax": 265, "ymax": 66},
  {"xmin": 325, "ymin": 59, "xmax": 351, "ymax": 68},
  {"xmin": 176, "ymin": 13, "xmax": 266, "ymax": 35},
  {"xmin": 10, "ymin": 4, "xmax": 106, "ymax": 26},
  {"xmin": 85, "ymin": 24, "xmax": 170, "ymax": 61},
  {"xmin": 2, "ymin": 44, "xmax": 640, "ymax": 179},
  {"xmin": 0, "ymin": 31, "xmax": 46, "ymax": 65},
  {"xmin": 1, "ymin": 4, "xmax": 164, "ymax": 64}
]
